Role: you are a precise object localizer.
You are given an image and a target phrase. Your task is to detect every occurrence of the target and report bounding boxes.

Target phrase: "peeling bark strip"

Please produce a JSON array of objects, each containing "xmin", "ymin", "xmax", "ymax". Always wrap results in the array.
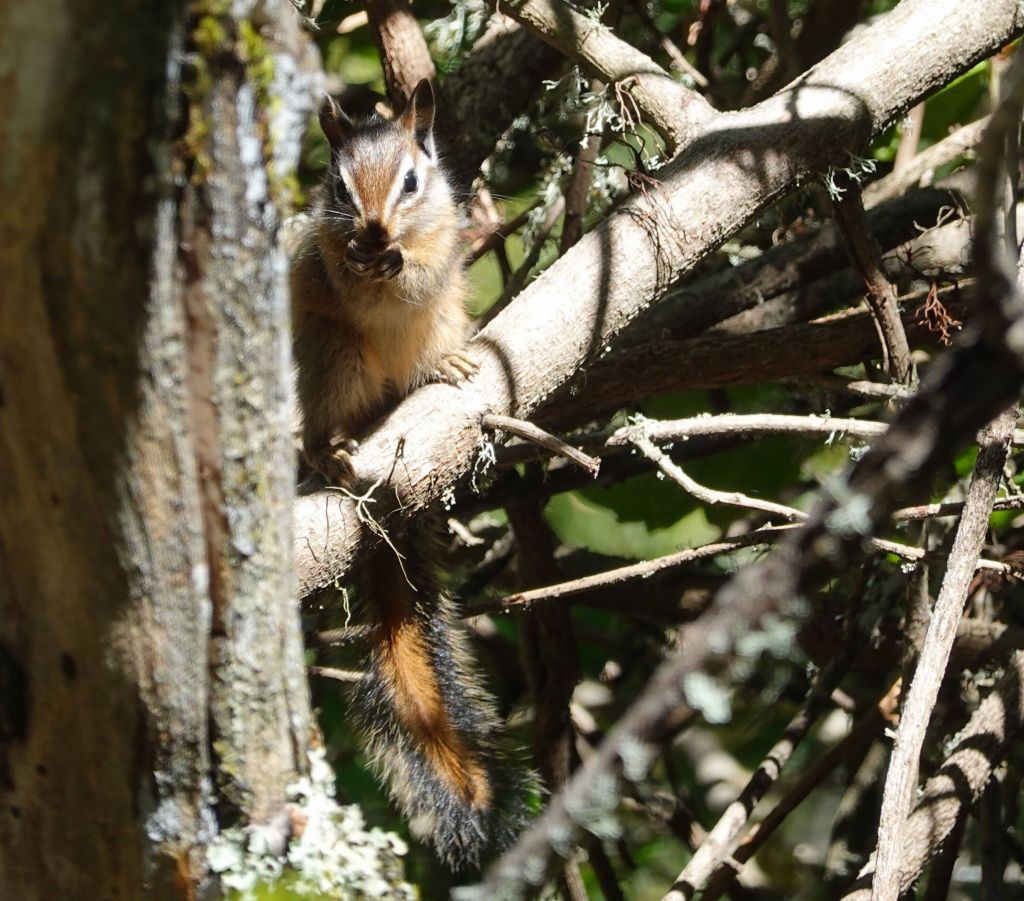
[
  {"xmin": 0, "ymin": 1, "xmax": 316, "ymax": 897},
  {"xmin": 294, "ymin": 0, "xmax": 1024, "ymax": 595}
]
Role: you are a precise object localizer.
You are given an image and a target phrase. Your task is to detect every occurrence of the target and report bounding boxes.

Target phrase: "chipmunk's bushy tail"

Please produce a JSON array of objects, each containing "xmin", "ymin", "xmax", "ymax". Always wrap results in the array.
[{"xmin": 350, "ymin": 518, "xmax": 534, "ymax": 870}]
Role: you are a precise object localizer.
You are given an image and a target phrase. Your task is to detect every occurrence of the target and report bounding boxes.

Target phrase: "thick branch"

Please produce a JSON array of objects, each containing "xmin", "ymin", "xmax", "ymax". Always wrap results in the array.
[
  {"xmin": 496, "ymin": 0, "xmax": 714, "ymax": 150},
  {"xmin": 539, "ymin": 290, "xmax": 966, "ymax": 431},
  {"xmin": 364, "ymin": 0, "xmax": 435, "ymax": 105}
]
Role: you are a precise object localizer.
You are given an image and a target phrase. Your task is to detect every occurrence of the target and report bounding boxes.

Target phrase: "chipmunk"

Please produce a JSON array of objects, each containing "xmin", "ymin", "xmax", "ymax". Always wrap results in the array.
[{"xmin": 290, "ymin": 80, "xmax": 532, "ymax": 869}]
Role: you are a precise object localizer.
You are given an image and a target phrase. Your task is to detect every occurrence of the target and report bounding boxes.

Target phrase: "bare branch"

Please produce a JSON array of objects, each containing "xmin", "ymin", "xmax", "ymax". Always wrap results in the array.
[
  {"xmin": 662, "ymin": 656, "xmax": 851, "ymax": 901},
  {"xmin": 831, "ymin": 179, "xmax": 915, "ymax": 383},
  {"xmin": 308, "ymin": 665, "xmax": 364, "ymax": 683},
  {"xmin": 628, "ymin": 433, "xmax": 807, "ymax": 522},
  {"xmin": 892, "ymin": 493, "xmax": 1024, "ymax": 521},
  {"xmin": 869, "ymin": 42, "xmax": 1024, "ymax": 898},
  {"xmin": 612, "ymin": 413, "xmax": 890, "ymax": 444},
  {"xmin": 875, "ymin": 407, "xmax": 1015, "ymax": 899},
  {"xmin": 700, "ymin": 681, "xmax": 904, "ymax": 901},
  {"xmin": 841, "ymin": 648, "xmax": 1024, "ymax": 899},
  {"xmin": 540, "ymin": 288, "xmax": 966, "ymax": 431},
  {"xmin": 364, "ymin": 0, "xmax": 435, "ymax": 105},
  {"xmin": 482, "ymin": 414, "xmax": 600, "ymax": 475},
  {"xmin": 468, "ymin": 527, "xmax": 794, "ymax": 616},
  {"xmin": 864, "ymin": 116, "xmax": 990, "ymax": 207},
  {"xmin": 495, "ymin": 0, "xmax": 714, "ymax": 151}
]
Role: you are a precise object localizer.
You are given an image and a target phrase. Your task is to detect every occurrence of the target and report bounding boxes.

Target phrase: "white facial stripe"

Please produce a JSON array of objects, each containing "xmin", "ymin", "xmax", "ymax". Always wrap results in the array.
[
  {"xmin": 383, "ymin": 152, "xmax": 416, "ymax": 221},
  {"xmin": 337, "ymin": 163, "xmax": 362, "ymax": 214}
]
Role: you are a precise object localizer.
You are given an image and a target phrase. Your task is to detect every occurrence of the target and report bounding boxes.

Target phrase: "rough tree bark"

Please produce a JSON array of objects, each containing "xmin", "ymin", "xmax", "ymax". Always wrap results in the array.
[{"xmin": 0, "ymin": 2, "xmax": 318, "ymax": 897}]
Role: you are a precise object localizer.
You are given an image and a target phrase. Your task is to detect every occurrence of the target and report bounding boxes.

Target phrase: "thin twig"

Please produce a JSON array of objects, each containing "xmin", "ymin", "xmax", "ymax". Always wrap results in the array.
[
  {"xmin": 795, "ymin": 375, "xmax": 918, "ymax": 399},
  {"xmin": 612, "ymin": 414, "xmax": 890, "ymax": 445},
  {"xmin": 481, "ymin": 196, "xmax": 565, "ymax": 327},
  {"xmin": 466, "ymin": 203, "xmax": 539, "ymax": 265},
  {"xmin": 662, "ymin": 655, "xmax": 851, "ymax": 900},
  {"xmin": 701, "ymin": 680, "xmax": 903, "ymax": 901},
  {"xmin": 630, "ymin": 434, "xmax": 806, "ymax": 522},
  {"xmin": 831, "ymin": 179, "xmax": 915, "ymax": 384},
  {"xmin": 467, "ymin": 527, "xmax": 795, "ymax": 616},
  {"xmin": 864, "ymin": 116, "xmax": 990, "ymax": 207},
  {"xmin": 627, "ymin": 0, "xmax": 708, "ymax": 87},
  {"xmin": 310, "ymin": 626, "xmax": 373, "ymax": 646},
  {"xmin": 891, "ymin": 494, "xmax": 1024, "ymax": 521},
  {"xmin": 482, "ymin": 413, "xmax": 600, "ymax": 475},
  {"xmin": 337, "ymin": 10, "xmax": 368, "ymax": 33},
  {"xmin": 892, "ymin": 103, "xmax": 926, "ymax": 172},
  {"xmin": 562, "ymin": 83, "xmax": 603, "ymax": 253},
  {"xmin": 867, "ymin": 536, "xmax": 1019, "ymax": 576},
  {"xmin": 308, "ymin": 665, "xmax": 364, "ymax": 683}
]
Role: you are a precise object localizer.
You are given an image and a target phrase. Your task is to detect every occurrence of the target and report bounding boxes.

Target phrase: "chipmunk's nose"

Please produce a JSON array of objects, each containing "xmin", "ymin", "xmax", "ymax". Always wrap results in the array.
[{"xmin": 361, "ymin": 220, "xmax": 388, "ymax": 246}]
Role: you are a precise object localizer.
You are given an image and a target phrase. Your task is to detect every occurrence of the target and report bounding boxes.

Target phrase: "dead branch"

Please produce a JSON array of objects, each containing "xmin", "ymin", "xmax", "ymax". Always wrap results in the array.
[
  {"xmin": 633, "ymin": 187, "xmax": 959, "ymax": 342},
  {"xmin": 869, "ymin": 43, "xmax": 1024, "ymax": 898},
  {"xmin": 831, "ymin": 179, "xmax": 915, "ymax": 383},
  {"xmin": 841, "ymin": 649, "xmax": 1024, "ymax": 899},
  {"xmin": 539, "ymin": 288, "xmax": 966, "ymax": 431},
  {"xmin": 700, "ymin": 681, "xmax": 904, "ymax": 901},
  {"xmin": 459, "ymin": 85, "xmax": 1024, "ymax": 901},
  {"xmin": 468, "ymin": 527, "xmax": 794, "ymax": 616},
  {"xmin": 662, "ymin": 655, "xmax": 851, "ymax": 900},
  {"xmin": 611, "ymin": 413, "xmax": 890, "ymax": 443},
  {"xmin": 864, "ymin": 116, "xmax": 990, "ymax": 207},
  {"xmin": 364, "ymin": 0, "xmax": 435, "ymax": 106},
  {"xmin": 482, "ymin": 414, "xmax": 600, "ymax": 475},
  {"xmin": 628, "ymin": 433, "xmax": 807, "ymax": 522},
  {"xmin": 495, "ymin": 0, "xmax": 714, "ymax": 151}
]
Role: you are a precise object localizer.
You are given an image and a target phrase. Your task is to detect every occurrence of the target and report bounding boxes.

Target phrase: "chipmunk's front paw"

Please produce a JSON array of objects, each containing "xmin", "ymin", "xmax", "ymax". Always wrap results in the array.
[
  {"xmin": 378, "ymin": 247, "xmax": 404, "ymax": 280},
  {"xmin": 431, "ymin": 350, "xmax": 479, "ymax": 385},
  {"xmin": 307, "ymin": 440, "xmax": 359, "ymax": 488},
  {"xmin": 345, "ymin": 242, "xmax": 379, "ymax": 276}
]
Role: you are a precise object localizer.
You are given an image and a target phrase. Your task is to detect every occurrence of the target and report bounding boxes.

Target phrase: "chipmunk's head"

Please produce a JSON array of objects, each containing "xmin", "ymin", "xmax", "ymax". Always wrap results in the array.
[{"xmin": 319, "ymin": 79, "xmax": 450, "ymax": 280}]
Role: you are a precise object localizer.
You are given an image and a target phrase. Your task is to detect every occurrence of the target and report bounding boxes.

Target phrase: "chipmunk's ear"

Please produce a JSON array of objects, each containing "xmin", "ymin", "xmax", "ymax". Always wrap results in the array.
[
  {"xmin": 399, "ymin": 79, "xmax": 436, "ymax": 158},
  {"xmin": 319, "ymin": 94, "xmax": 354, "ymax": 150}
]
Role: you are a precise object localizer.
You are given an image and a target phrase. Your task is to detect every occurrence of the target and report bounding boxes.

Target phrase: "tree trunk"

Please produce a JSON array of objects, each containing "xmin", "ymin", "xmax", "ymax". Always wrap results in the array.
[{"xmin": 0, "ymin": 2, "xmax": 317, "ymax": 896}]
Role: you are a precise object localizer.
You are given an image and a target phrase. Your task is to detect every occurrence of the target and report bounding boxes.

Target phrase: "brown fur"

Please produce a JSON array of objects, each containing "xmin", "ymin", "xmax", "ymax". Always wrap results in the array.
[
  {"xmin": 373, "ymin": 556, "xmax": 492, "ymax": 810},
  {"xmin": 291, "ymin": 81, "xmax": 473, "ymax": 478}
]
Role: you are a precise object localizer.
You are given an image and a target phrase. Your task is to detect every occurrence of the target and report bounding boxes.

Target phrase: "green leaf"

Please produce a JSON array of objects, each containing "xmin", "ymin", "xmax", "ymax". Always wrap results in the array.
[{"xmin": 545, "ymin": 473, "xmax": 720, "ymax": 561}]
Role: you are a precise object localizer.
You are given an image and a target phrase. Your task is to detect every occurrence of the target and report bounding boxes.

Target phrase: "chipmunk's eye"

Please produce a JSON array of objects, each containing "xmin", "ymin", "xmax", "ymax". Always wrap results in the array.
[{"xmin": 403, "ymin": 169, "xmax": 418, "ymax": 195}]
